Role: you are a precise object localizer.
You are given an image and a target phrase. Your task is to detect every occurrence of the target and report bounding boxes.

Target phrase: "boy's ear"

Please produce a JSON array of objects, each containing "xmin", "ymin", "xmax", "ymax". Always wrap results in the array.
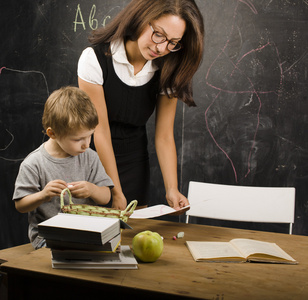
[{"xmin": 46, "ymin": 127, "xmax": 56, "ymax": 139}]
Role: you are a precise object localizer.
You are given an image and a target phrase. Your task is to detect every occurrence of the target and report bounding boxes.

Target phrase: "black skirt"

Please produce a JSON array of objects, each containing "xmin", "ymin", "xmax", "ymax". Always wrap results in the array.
[
  {"xmin": 115, "ymin": 147, "xmax": 150, "ymax": 206},
  {"xmin": 112, "ymin": 131, "xmax": 150, "ymax": 206}
]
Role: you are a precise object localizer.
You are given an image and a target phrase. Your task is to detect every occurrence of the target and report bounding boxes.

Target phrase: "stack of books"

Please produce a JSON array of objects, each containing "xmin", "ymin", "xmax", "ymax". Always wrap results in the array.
[{"xmin": 38, "ymin": 213, "xmax": 138, "ymax": 269}]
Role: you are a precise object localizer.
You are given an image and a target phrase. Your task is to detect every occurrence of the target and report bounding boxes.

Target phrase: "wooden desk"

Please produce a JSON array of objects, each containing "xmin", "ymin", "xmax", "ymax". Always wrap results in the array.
[{"xmin": 1, "ymin": 219, "xmax": 308, "ymax": 300}]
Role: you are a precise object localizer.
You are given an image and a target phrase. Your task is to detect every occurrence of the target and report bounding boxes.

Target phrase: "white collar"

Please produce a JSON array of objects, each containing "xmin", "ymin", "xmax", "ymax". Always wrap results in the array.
[{"xmin": 111, "ymin": 39, "xmax": 159, "ymax": 73}]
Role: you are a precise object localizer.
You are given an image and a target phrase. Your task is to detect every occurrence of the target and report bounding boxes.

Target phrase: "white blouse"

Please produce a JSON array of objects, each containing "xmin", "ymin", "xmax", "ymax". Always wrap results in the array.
[{"xmin": 77, "ymin": 39, "xmax": 159, "ymax": 87}]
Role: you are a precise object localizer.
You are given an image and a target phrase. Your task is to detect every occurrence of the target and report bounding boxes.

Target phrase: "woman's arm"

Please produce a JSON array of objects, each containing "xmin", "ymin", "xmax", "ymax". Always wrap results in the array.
[
  {"xmin": 78, "ymin": 78, "xmax": 127, "ymax": 210},
  {"xmin": 155, "ymin": 95, "xmax": 189, "ymax": 209}
]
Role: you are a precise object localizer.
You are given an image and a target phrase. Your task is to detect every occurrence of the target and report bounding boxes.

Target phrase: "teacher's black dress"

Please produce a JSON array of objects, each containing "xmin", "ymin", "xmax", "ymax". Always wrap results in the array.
[{"xmin": 93, "ymin": 44, "xmax": 161, "ymax": 205}]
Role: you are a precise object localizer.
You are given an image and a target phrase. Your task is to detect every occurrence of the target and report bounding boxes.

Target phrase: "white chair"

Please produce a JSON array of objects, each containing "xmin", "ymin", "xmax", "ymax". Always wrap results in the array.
[{"xmin": 185, "ymin": 181, "xmax": 296, "ymax": 234}]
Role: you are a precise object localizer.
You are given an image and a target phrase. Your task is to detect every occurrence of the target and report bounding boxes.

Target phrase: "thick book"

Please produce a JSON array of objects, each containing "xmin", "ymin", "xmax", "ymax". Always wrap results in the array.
[
  {"xmin": 186, "ymin": 238, "xmax": 298, "ymax": 264},
  {"xmin": 51, "ymin": 245, "xmax": 138, "ymax": 269},
  {"xmin": 38, "ymin": 213, "xmax": 120, "ymax": 245},
  {"xmin": 45, "ymin": 232, "xmax": 121, "ymax": 252}
]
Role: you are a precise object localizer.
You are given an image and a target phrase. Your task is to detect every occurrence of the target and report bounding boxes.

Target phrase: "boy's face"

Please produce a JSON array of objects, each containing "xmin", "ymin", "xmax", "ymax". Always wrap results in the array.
[{"xmin": 56, "ymin": 128, "xmax": 95, "ymax": 157}]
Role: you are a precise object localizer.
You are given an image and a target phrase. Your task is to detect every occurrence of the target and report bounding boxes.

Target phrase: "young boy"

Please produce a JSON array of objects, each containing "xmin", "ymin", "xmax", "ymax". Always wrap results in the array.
[{"xmin": 13, "ymin": 86, "xmax": 113, "ymax": 249}]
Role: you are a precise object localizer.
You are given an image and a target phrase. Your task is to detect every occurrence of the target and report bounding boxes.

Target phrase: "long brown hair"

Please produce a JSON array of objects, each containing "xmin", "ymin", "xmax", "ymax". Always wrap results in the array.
[{"xmin": 89, "ymin": 0, "xmax": 204, "ymax": 107}]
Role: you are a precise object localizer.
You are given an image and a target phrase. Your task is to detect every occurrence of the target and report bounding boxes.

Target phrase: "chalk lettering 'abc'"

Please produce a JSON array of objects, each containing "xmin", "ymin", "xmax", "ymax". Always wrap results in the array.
[{"xmin": 73, "ymin": 4, "xmax": 111, "ymax": 32}]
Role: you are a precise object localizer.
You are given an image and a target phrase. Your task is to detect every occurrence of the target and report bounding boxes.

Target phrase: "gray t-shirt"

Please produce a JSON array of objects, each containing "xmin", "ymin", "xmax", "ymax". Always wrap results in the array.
[{"xmin": 13, "ymin": 143, "xmax": 114, "ymax": 249}]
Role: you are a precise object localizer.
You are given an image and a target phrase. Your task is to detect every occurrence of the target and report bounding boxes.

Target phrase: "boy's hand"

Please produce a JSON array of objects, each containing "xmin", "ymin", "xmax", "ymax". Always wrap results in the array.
[
  {"xmin": 67, "ymin": 182, "xmax": 111, "ymax": 206},
  {"xmin": 67, "ymin": 181, "xmax": 93, "ymax": 199},
  {"xmin": 42, "ymin": 179, "xmax": 68, "ymax": 202}
]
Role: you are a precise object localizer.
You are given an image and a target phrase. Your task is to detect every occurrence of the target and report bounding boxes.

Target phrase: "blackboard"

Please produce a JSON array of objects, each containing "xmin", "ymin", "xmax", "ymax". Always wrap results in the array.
[{"xmin": 1, "ymin": 0, "xmax": 308, "ymax": 249}]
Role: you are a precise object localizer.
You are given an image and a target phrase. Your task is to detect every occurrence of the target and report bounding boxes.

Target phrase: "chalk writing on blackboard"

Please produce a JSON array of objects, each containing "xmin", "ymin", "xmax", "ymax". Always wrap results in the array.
[
  {"xmin": 204, "ymin": 1, "xmax": 283, "ymax": 183},
  {"xmin": 0, "ymin": 130, "xmax": 14, "ymax": 151},
  {"xmin": 0, "ymin": 67, "xmax": 49, "ymax": 96},
  {"xmin": 73, "ymin": 4, "xmax": 122, "ymax": 32},
  {"xmin": 239, "ymin": 0, "xmax": 257, "ymax": 15},
  {"xmin": 0, "ymin": 67, "xmax": 48, "ymax": 161}
]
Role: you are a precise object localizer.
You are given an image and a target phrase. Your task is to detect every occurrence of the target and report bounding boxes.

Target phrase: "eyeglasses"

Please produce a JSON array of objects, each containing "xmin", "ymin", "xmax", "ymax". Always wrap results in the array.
[{"xmin": 149, "ymin": 23, "xmax": 182, "ymax": 52}]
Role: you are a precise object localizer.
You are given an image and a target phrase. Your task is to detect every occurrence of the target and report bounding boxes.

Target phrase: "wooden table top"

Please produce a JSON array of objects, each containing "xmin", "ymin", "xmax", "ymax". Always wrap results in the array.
[{"xmin": 1, "ymin": 218, "xmax": 308, "ymax": 300}]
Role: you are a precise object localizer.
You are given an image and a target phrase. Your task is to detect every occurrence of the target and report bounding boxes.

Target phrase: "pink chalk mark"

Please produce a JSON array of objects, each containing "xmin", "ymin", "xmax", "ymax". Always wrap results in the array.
[{"xmin": 204, "ymin": 1, "xmax": 284, "ymax": 182}]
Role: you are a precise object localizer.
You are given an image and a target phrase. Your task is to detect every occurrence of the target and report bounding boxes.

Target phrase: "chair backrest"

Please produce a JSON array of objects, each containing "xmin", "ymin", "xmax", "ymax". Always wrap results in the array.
[{"xmin": 186, "ymin": 181, "xmax": 296, "ymax": 234}]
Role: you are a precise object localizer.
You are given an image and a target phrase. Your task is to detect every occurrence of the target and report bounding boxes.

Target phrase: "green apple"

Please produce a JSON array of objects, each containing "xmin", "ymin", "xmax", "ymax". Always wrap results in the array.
[{"xmin": 132, "ymin": 230, "xmax": 164, "ymax": 262}]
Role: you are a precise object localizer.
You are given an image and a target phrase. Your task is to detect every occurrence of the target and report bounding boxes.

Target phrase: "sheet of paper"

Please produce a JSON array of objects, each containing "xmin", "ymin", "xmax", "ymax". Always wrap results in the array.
[{"xmin": 130, "ymin": 204, "xmax": 190, "ymax": 219}]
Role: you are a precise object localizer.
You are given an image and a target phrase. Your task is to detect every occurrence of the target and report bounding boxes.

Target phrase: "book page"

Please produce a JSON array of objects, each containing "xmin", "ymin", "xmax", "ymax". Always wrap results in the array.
[
  {"xmin": 186, "ymin": 241, "xmax": 246, "ymax": 262},
  {"xmin": 230, "ymin": 239, "xmax": 297, "ymax": 263},
  {"xmin": 130, "ymin": 205, "xmax": 190, "ymax": 219}
]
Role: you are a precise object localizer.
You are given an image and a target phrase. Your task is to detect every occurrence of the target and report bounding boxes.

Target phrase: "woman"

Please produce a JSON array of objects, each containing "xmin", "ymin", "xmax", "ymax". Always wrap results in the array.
[{"xmin": 78, "ymin": 0, "xmax": 204, "ymax": 210}]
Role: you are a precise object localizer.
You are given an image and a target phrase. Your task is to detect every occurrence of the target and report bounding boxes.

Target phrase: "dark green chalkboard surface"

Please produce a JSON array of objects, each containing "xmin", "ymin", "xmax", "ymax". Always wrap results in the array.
[{"xmin": 1, "ymin": 0, "xmax": 307, "ymax": 249}]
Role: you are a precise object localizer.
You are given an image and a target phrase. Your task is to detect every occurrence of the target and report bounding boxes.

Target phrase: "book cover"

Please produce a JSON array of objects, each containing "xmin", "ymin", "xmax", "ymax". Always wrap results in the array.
[
  {"xmin": 51, "ymin": 247, "xmax": 121, "ymax": 262},
  {"xmin": 45, "ymin": 232, "xmax": 121, "ymax": 252}
]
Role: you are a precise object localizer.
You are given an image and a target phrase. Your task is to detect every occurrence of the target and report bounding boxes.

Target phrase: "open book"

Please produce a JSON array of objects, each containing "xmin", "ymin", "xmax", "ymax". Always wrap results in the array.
[{"xmin": 186, "ymin": 239, "xmax": 298, "ymax": 264}]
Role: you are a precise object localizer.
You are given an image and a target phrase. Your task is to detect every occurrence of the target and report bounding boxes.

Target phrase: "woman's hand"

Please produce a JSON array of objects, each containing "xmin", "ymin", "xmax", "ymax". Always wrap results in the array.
[
  {"xmin": 166, "ymin": 187, "xmax": 189, "ymax": 210},
  {"xmin": 111, "ymin": 190, "xmax": 127, "ymax": 210}
]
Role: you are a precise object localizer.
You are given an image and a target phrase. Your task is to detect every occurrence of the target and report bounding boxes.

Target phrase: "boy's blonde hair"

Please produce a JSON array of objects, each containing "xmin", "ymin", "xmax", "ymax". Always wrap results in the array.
[{"xmin": 42, "ymin": 86, "xmax": 98, "ymax": 137}]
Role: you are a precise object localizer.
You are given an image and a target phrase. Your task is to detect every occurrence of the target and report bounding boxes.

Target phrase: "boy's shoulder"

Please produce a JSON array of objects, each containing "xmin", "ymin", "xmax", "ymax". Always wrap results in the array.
[
  {"xmin": 85, "ymin": 147, "xmax": 98, "ymax": 156},
  {"xmin": 22, "ymin": 146, "xmax": 100, "ymax": 168},
  {"xmin": 81, "ymin": 147, "xmax": 101, "ymax": 162},
  {"xmin": 22, "ymin": 144, "xmax": 45, "ymax": 165}
]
